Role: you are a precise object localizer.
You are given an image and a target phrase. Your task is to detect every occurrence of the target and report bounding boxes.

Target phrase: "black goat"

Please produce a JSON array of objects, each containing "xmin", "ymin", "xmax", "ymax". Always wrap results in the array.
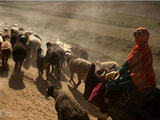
[
  {"xmin": 46, "ymin": 42, "xmax": 60, "ymax": 75},
  {"xmin": 46, "ymin": 42, "xmax": 65, "ymax": 70},
  {"xmin": 12, "ymin": 36, "xmax": 28, "ymax": 71},
  {"xmin": 36, "ymin": 47, "xmax": 48, "ymax": 76},
  {"xmin": 46, "ymin": 86, "xmax": 90, "ymax": 120}
]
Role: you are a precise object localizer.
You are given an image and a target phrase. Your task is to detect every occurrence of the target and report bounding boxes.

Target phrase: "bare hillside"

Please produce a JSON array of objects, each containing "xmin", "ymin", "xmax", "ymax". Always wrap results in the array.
[{"xmin": 0, "ymin": 1, "xmax": 160, "ymax": 120}]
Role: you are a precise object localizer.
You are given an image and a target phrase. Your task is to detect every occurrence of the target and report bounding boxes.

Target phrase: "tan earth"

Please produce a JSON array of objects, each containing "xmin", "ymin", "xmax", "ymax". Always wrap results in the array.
[{"xmin": 0, "ymin": 1, "xmax": 160, "ymax": 120}]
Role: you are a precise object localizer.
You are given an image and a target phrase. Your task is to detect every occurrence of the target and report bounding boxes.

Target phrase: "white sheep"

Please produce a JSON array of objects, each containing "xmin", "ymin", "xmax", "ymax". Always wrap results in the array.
[
  {"xmin": 28, "ymin": 34, "xmax": 42, "ymax": 62},
  {"xmin": 66, "ymin": 54, "xmax": 91, "ymax": 88},
  {"xmin": 55, "ymin": 39, "xmax": 72, "ymax": 53},
  {"xmin": 95, "ymin": 61, "xmax": 120, "ymax": 70}
]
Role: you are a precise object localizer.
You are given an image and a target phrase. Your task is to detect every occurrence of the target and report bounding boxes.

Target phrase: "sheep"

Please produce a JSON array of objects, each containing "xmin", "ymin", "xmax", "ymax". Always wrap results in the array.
[
  {"xmin": 26, "ymin": 33, "xmax": 42, "ymax": 64},
  {"xmin": 55, "ymin": 39, "xmax": 72, "ymax": 53},
  {"xmin": 46, "ymin": 40, "xmax": 73, "ymax": 69},
  {"xmin": 66, "ymin": 54, "xmax": 91, "ymax": 88},
  {"xmin": 12, "ymin": 36, "xmax": 28, "ymax": 71},
  {"xmin": 95, "ymin": 61, "xmax": 120, "ymax": 70},
  {"xmin": 18, "ymin": 27, "xmax": 25, "ymax": 31},
  {"xmin": 1, "ymin": 36, "xmax": 12, "ymax": 68},
  {"xmin": 46, "ymin": 42, "xmax": 61, "ymax": 76},
  {"xmin": 36, "ymin": 47, "xmax": 48, "ymax": 76},
  {"xmin": 18, "ymin": 27, "xmax": 26, "ymax": 40},
  {"xmin": 48, "ymin": 42, "xmax": 66, "ymax": 70},
  {"xmin": 46, "ymin": 86, "xmax": 90, "ymax": 120},
  {"xmin": 2, "ymin": 28, "xmax": 10, "ymax": 41}
]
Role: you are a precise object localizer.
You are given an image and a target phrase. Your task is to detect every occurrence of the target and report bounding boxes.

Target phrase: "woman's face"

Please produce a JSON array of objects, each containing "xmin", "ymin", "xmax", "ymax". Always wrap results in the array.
[{"xmin": 134, "ymin": 31, "xmax": 141, "ymax": 43}]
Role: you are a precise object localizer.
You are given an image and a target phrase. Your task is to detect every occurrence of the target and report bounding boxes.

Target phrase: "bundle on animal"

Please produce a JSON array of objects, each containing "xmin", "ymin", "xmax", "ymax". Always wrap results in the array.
[
  {"xmin": 46, "ymin": 42, "xmax": 61, "ymax": 76},
  {"xmin": 46, "ymin": 86, "xmax": 90, "ymax": 120},
  {"xmin": 0, "ymin": 36, "xmax": 12, "ymax": 68},
  {"xmin": 36, "ymin": 47, "xmax": 48, "ymax": 76},
  {"xmin": 66, "ymin": 54, "xmax": 91, "ymax": 88},
  {"xmin": 12, "ymin": 36, "xmax": 28, "ymax": 71}
]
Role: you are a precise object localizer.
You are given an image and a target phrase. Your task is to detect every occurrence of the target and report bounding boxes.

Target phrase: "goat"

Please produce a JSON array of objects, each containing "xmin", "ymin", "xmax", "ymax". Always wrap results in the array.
[
  {"xmin": 36, "ymin": 47, "xmax": 48, "ymax": 76},
  {"xmin": 46, "ymin": 86, "xmax": 90, "ymax": 120}
]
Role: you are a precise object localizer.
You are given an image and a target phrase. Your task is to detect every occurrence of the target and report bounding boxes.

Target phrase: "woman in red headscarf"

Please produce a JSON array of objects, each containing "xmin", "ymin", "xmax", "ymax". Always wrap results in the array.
[
  {"xmin": 88, "ymin": 27, "xmax": 156, "ymax": 115},
  {"xmin": 103, "ymin": 27, "xmax": 156, "ymax": 105}
]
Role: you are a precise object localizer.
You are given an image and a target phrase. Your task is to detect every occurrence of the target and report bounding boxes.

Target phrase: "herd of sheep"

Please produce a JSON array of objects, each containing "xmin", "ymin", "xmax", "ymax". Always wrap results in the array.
[{"xmin": 0, "ymin": 24, "xmax": 120, "ymax": 120}]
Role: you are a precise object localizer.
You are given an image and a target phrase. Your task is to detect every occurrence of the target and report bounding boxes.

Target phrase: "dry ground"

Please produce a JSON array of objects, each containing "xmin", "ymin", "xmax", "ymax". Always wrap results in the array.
[{"xmin": 0, "ymin": 1, "xmax": 160, "ymax": 120}]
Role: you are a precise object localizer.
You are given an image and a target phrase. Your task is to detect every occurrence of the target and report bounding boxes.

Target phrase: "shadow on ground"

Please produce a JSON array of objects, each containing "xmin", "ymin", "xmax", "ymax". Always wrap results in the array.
[
  {"xmin": 0, "ymin": 64, "xmax": 9, "ymax": 78},
  {"xmin": 35, "ymin": 76, "xmax": 49, "ymax": 97},
  {"xmin": 8, "ymin": 71, "xmax": 25, "ymax": 90},
  {"xmin": 47, "ymin": 72, "xmax": 62, "ymax": 89},
  {"xmin": 68, "ymin": 84, "xmax": 109, "ymax": 119},
  {"xmin": 33, "ymin": 66, "xmax": 70, "ymax": 97}
]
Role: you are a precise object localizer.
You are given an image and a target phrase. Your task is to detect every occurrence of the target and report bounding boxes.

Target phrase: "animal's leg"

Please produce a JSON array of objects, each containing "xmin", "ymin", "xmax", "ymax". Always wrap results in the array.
[
  {"xmin": 38, "ymin": 70, "xmax": 41, "ymax": 76},
  {"xmin": 69, "ymin": 72, "xmax": 76, "ymax": 85},
  {"xmin": 40, "ymin": 69, "xmax": 43, "ymax": 76},
  {"xmin": 15, "ymin": 62, "xmax": 18, "ymax": 71},
  {"xmin": 47, "ymin": 64, "xmax": 50, "ymax": 73},
  {"xmin": 69, "ymin": 72, "xmax": 73, "ymax": 83},
  {"xmin": 57, "ymin": 63, "xmax": 61, "ymax": 79},
  {"xmin": 26, "ymin": 47, "xmax": 31, "ymax": 63},
  {"xmin": 4, "ymin": 57, "xmax": 7, "ymax": 67},
  {"xmin": 57, "ymin": 112, "xmax": 62, "ymax": 120},
  {"xmin": 74, "ymin": 74, "xmax": 82, "ymax": 88},
  {"xmin": 46, "ymin": 64, "xmax": 50, "ymax": 78},
  {"xmin": 19, "ymin": 61, "xmax": 22, "ymax": 71},
  {"xmin": 57, "ymin": 63, "xmax": 61, "ymax": 73},
  {"xmin": 51, "ymin": 64, "xmax": 54, "ymax": 74},
  {"xmin": 2, "ymin": 56, "xmax": 4, "ymax": 68},
  {"xmin": 6, "ymin": 56, "xmax": 9, "ymax": 65}
]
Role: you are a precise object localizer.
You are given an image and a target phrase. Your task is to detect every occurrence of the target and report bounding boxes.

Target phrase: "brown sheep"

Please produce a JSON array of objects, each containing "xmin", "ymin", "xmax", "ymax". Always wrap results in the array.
[
  {"xmin": 46, "ymin": 86, "xmax": 90, "ymax": 120},
  {"xmin": 1, "ymin": 37, "xmax": 12, "ymax": 68},
  {"xmin": 66, "ymin": 54, "xmax": 91, "ymax": 88}
]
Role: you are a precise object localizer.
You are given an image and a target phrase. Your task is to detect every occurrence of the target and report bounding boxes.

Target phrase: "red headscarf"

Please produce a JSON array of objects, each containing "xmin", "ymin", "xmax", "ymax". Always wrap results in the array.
[{"xmin": 127, "ymin": 27, "xmax": 155, "ymax": 91}]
